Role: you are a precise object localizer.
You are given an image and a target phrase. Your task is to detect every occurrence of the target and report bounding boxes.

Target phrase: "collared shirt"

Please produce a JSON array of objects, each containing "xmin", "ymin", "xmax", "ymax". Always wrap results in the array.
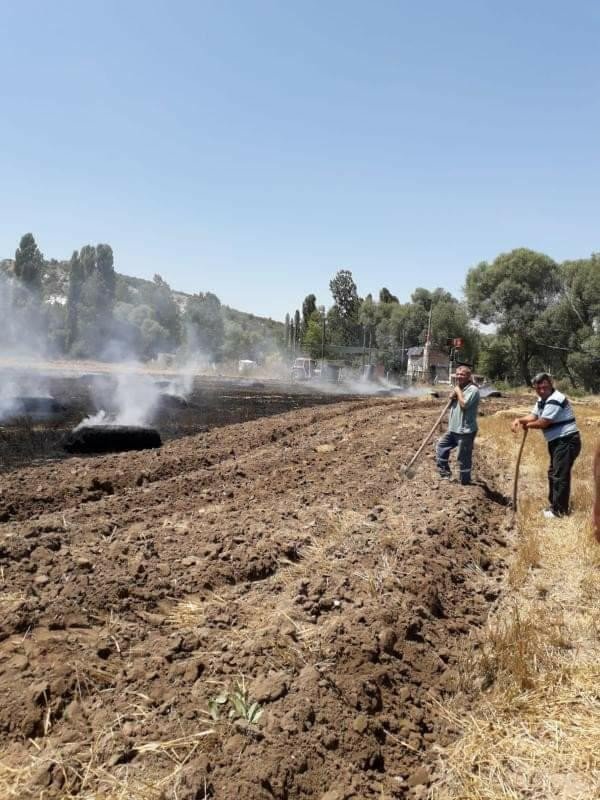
[
  {"xmin": 448, "ymin": 383, "xmax": 480, "ymax": 434},
  {"xmin": 531, "ymin": 389, "xmax": 579, "ymax": 442}
]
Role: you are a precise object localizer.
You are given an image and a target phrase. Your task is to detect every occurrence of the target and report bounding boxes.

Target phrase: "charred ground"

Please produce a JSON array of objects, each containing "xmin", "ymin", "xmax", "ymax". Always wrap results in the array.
[{"xmin": 0, "ymin": 372, "xmax": 364, "ymax": 474}]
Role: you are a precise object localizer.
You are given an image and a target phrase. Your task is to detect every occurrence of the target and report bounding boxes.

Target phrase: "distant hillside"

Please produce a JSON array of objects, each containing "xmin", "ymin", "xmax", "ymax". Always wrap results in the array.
[{"xmin": 1, "ymin": 256, "xmax": 283, "ymax": 335}]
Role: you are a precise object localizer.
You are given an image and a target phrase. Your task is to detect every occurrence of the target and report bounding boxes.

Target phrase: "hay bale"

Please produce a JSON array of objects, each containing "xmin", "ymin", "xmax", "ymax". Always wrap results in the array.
[{"xmin": 63, "ymin": 425, "xmax": 162, "ymax": 454}]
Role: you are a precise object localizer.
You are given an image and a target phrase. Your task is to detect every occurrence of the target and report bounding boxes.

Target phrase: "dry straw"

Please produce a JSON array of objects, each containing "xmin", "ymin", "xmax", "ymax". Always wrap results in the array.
[{"xmin": 432, "ymin": 403, "xmax": 600, "ymax": 799}]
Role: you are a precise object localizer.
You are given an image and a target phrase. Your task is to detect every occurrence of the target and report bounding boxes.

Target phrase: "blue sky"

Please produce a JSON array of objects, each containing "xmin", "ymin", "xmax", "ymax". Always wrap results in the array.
[{"xmin": 1, "ymin": 1, "xmax": 599, "ymax": 319}]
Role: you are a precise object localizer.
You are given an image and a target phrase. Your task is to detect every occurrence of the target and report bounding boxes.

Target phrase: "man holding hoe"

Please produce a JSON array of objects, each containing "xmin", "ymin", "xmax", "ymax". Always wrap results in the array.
[
  {"xmin": 511, "ymin": 372, "xmax": 581, "ymax": 518},
  {"xmin": 436, "ymin": 365, "xmax": 480, "ymax": 485}
]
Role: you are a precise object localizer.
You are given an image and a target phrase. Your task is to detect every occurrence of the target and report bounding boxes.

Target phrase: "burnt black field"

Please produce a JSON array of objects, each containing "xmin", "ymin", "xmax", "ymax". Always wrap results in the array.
[{"xmin": 0, "ymin": 369, "xmax": 363, "ymax": 472}]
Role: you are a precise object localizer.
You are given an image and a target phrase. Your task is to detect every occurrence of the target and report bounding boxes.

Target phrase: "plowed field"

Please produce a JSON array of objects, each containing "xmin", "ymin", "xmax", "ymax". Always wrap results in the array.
[{"xmin": 0, "ymin": 394, "xmax": 510, "ymax": 799}]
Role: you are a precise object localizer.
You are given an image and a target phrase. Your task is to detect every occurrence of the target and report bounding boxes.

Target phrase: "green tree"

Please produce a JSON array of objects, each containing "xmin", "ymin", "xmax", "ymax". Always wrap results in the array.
[
  {"xmin": 328, "ymin": 269, "xmax": 361, "ymax": 345},
  {"xmin": 80, "ymin": 245, "xmax": 116, "ymax": 356},
  {"xmin": 184, "ymin": 292, "xmax": 225, "ymax": 361},
  {"xmin": 46, "ymin": 300, "xmax": 67, "ymax": 354},
  {"xmin": 222, "ymin": 320, "xmax": 247, "ymax": 361},
  {"xmin": 477, "ymin": 334, "xmax": 513, "ymax": 381},
  {"xmin": 115, "ymin": 275, "xmax": 133, "ymax": 303},
  {"xmin": 96, "ymin": 244, "xmax": 116, "ymax": 312},
  {"xmin": 534, "ymin": 255, "xmax": 600, "ymax": 390},
  {"xmin": 139, "ymin": 274, "xmax": 181, "ymax": 349},
  {"xmin": 329, "ymin": 269, "xmax": 359, "ymax": 318},
  {"xmin": 303, "ymin": 309, "xmax": 329, "ymax": 359},
  {"xmin": 294, "ymin": 309, "xmax": 301, "ymax": 350},
  {"xmin": 359, "ymin": 294, "xmax": 378, "ymax": 351},
  {"xmin": 379, "ymin": 287, "xmax": 399, "ymax": 304},
  {"xmin": 465, "ymin": 248, "xmax": 561, "ymax": 384},
  {"xmin": 66, "ymin": 244, "xmax": 116, "ymax": 357},
  {"xmin": 302, "ymin": 294, "xmax": 317, "ymax": 336},
  {"xmin": 66, "ymin": 250, "xmax": 84, "ymax": 351},
  {"xmin": 14, "ymin": 233, "xmax": 43, "ymax": 295}
]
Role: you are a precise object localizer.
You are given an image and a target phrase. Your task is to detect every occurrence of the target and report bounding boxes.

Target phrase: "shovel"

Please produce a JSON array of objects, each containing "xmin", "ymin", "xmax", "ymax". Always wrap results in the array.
[
  {"xmin": 511, "ymin": 427, "xmax": 528, "ymax": 513},
  {"xmin": 401, "ymin": 397, "xmax": 453, "ymax": 479}
]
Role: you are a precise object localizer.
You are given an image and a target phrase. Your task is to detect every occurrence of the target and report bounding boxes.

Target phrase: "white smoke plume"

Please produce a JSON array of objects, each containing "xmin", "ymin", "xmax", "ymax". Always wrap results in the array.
[
  {"xmin": 76, "ymin": 367, "xmax": 162, "ymax": 429},
  {"xmin": 0, "ymin": 272, "xmax": 54, "ymax": 422}
]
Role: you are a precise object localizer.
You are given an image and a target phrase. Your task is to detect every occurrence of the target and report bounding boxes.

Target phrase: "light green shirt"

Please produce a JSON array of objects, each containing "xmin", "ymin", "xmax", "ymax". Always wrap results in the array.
[{"xmin": 448, "ymin": 383, "xmax": 480, "ymax": 434}]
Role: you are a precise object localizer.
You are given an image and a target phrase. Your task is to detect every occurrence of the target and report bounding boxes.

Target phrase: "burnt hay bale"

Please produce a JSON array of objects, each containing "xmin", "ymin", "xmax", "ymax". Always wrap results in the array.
[{"xmin": 63, "ymin": 425, "xmax": 162, "ymax": 454}]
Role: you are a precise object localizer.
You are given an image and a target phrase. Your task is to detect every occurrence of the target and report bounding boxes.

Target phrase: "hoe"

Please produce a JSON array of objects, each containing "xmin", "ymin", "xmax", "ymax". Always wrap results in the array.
[
  {"xmin": 511, "ymin": 427, "xmax": 528, "ymax": 513},
  {"xmin": 401, "ymin": 397, "xmax": 453, "ymax": 479}
]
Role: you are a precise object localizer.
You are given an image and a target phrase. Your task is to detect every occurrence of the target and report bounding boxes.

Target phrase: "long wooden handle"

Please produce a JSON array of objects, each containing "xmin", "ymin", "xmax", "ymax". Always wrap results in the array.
[
  {"xmin": 512, "ymin": 427, "xmax": 528, "ymax": 512},
  {"xmin": 403, "ymin": 397, "xmax": 453, "ymax": 473}
]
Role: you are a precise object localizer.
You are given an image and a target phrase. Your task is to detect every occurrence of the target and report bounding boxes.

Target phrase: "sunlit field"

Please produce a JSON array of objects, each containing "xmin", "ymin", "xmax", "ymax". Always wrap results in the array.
[{"xmin": 433, "ymin": 398, "xmax": 600, "ymax": 799}]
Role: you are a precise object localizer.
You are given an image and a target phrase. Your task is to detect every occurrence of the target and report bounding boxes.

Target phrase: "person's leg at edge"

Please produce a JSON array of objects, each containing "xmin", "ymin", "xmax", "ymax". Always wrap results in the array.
[
  {"xmin": 457, "ymin": 433, "xmax": 475, "ymax": 485},
  {"xmin": 436, "ymin": 431, "xmax": 457, "ymax": 477}
]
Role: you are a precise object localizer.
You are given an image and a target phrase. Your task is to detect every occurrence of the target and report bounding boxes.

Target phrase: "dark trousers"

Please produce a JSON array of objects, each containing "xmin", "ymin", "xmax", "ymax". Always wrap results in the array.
[
  {"xmin": 436, "ymin": 431, "xmax": 476, "ymax": 484},
  {"xmin": 547, "ymin": 432, "xmax": 581, "ymax": 516}
]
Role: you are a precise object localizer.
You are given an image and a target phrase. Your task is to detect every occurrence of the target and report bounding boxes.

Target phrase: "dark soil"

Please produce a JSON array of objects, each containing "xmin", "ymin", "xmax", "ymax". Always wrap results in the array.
[{"xmin": 0, "ymin": 389, "xmax": 512, "ymax": 799}]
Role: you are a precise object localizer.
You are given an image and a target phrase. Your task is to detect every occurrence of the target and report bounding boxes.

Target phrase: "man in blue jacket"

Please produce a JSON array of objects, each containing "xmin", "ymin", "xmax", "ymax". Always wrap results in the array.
[{"xmin": 511, "ymin": 372, "xmax": 581, "ymax": 518}]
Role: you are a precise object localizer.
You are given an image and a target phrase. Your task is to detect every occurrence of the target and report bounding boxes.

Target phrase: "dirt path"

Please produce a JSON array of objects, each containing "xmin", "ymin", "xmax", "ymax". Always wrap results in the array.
[{"xmin": 0, "ymin": 396, "xmax": 510, "ymax": 799}]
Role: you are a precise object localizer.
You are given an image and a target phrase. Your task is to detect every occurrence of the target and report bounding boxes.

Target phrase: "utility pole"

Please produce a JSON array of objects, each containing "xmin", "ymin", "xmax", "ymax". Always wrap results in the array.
[
  {"xmin": 362, "ymin": 325, "xmax": 366, "ymax": 368},
  {"xmin": 426, "ymin": 303, "xmax": 433, "ymax": 342},
  {"xmin": 423, "ymin": 303, "xmax": 433, "ymax": 382},
  {"xmin": 401, "ymin": 327, "xmax": 405, "ymax": 375},
  {"xmin": 320, "ymin": 306, "xmax": 326, "ymax": 363}
]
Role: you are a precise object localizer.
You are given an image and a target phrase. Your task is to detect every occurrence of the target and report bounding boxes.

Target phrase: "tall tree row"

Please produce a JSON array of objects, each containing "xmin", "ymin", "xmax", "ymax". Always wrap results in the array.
[
  {"xmin": 291, "ymin": 250, "xmax": 600, "ymax": 392},
  {"xmin": 66, "ymin": 244, "xmax": 116, "ymax": 357},
  {"xmin": 14, "ymin": 233, "xmax": 43, "ymax": 296}
]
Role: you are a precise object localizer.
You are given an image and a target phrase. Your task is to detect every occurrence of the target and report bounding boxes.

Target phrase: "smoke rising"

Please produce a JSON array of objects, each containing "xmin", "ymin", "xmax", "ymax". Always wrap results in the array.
[
  {"xmin": 75, "ymin": 357, "xmax": 198, "ymax": 430},
  {"xmin": 0, "ymin": 272, "xmax": 55, "ymax": 423},
  {"xmin": 76, "ymin": 369, "xmax": 159, "ymax": 429}
]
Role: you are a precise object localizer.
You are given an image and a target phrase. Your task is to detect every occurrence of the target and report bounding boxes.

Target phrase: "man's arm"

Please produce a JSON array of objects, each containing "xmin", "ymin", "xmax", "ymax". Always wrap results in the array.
[
  {"xmin": 524, "ymin": 417, "xmax": 553, "ymax": 430},
  {"xmin": 511, "ymin": 413, "xmax": 537, "ymax": 433},
  {"xmin": 593, "ymin": 443, "xmax": 600, "ymax": 543}
]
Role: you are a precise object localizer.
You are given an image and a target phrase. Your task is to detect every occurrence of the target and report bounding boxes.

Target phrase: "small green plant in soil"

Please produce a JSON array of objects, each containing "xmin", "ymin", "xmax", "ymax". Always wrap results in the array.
[{"xmin": 208, "ymin": 677, "xmax": 263, "ymax": 724}]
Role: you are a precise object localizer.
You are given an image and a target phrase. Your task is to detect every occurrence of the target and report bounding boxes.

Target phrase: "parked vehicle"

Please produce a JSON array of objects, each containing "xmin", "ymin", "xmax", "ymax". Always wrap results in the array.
[{"xmin": 291, "ymin": 357, "xmax": 318, "ymax": 381}]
